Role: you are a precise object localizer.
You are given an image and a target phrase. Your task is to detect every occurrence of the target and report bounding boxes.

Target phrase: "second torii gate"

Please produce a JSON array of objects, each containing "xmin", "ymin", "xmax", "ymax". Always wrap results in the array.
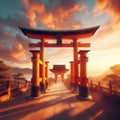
[
  {"xmin": 20, "ymin": 26, "xmax": 99, "ymax": 98},
  {"xmin": 50, "ymin": 65, "xmax": 69, "ymax": 83}
]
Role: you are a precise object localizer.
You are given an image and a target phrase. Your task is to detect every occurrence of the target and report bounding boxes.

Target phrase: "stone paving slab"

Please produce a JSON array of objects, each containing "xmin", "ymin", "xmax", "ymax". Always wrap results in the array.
[{"xmin": 0, "ymin": 82, "xmax": 120, "ymax": 120}]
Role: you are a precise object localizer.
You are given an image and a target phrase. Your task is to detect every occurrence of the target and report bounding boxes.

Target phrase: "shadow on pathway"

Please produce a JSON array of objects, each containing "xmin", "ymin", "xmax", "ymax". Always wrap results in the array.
[{"xmin": 0, "ymin": 82, "xmax": 120, "ymax": 120}]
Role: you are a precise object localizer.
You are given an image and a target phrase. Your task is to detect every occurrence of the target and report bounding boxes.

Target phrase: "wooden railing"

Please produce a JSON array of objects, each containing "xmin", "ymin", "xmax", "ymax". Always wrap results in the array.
[
  {"xmin": 89, "ymin": 80, "xmax": 120, "ymax": 96},
  {"xmin": 0, "ymin": 82, "xmax": 28, "ymax": 102}
]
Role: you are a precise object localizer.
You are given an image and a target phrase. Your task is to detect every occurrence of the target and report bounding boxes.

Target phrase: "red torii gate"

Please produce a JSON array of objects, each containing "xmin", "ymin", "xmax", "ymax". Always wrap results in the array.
[
  {"xmin": 50, "ymin": 65, "xmax": 69, "ymax": 83},
  {"xmin": 20, "ymin": 26, "xmax": 99, "ymax": 98}
]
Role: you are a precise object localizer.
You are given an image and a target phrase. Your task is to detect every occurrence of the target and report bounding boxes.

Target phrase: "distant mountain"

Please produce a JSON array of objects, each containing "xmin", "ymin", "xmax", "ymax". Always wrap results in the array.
[
  {"xmin": 89, "ymin": 64, "xmax": 120, "ymax": 91},
  {"xmin": 89, "ymin": 69, "xmax": 113, "ymax": 84},
  {"xmin": 9, "ymin": 67, "xmax": 32, "ymax": 75},
  {"xmin": 110, "ymin": 64, "xmax": 120, "ymax": 76},
  {"xmin": 8, "ymin": 67, "xmax": 32, "ymax": 81}
]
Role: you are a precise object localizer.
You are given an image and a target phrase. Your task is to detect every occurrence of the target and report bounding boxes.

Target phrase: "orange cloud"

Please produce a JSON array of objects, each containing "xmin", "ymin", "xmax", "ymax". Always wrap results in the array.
[
  {"xmin": 0, "ymin": 30, "xmax": 31, "ymax": 64},
  {"xmin": 94, "ymin": 0, "xmax": 120, "ymax": 29},
  {"xmin": 39, "ymin": 13, "xmax": 55, "ymax": 29},
  {"xmin": 92, "ymin": 0, "xmax": 120, "ymax": 50},
  {"xmin": 11, "ymin": 43, "xmax": 25, "ymax": 58},
  {"xmin": 23, "ymin": 0, "xmax": 45, "ymax": 27},
  {"xmin": 93, "ymin": 0, "xmax": 108, "ymax": 15},
  {"xmin": 22, "ymin": 0, "xmax": 85, "ymax": 29}
]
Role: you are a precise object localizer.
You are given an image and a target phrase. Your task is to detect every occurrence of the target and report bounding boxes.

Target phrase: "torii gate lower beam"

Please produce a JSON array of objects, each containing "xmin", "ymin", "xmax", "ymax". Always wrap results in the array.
[{"xmin": 29, "ymin": 42, "xmax": 90, "ymax": 48}]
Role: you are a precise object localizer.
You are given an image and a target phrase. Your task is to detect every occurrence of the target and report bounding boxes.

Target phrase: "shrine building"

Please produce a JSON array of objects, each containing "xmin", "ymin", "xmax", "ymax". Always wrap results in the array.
[{"xmin": 49, "ymin": 65, "xmax": 69, "ymax": 83}]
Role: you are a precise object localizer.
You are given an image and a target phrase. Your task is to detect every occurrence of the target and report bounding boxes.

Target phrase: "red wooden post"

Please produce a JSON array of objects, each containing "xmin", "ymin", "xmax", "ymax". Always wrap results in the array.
[
  {"xmin": 69, "ymin": 61, "xmax": 74, "ymax": 87},
  {"xmin": 109, "ymin": 81, "xmax": 113, "ymax": 95},
  {"xmin": 90, "ymin": 80, "xmax": 93, "ymax": 88},
  {"xmin": 25, "ymin": 80, "xmax": 28, "ymax": 88},
  {"xmin": 78, "ymin": 50, "xmax": 89, "ymax": 98},
  {"xmin": 7, "ymin": 81, "xmax": 11, "ymax": 97},
  {"xmin": 30, "ymin": 50, "xmax": 41, "ymax": 98},
  {"xmin": 73, "ymin": 39, "xmax": 79, "ymax": 84},
  {"xmin": 98, "ymin": 81, "xmax": 101, "ymax": 89},
  {"xmin": 61, "ymin": 73, "xmax": 64, "ymax": 82},
  {"xmin": 40, "ymin": 39, "xmax": 46, "ymax": 92},
  {"xmin": 7, "ymin": 87, "xmax": 11, "ymax": 97},
  {"xmin": 55, "ymin": 73, "xmax": 57, "ymax": 83},
  {"xmin": 18, "ymin": 81, "xmax": 20, "ymax": 89},
  {"xmin": 45, "ymin": 61, "xmax": 49, "ymax": 89}
]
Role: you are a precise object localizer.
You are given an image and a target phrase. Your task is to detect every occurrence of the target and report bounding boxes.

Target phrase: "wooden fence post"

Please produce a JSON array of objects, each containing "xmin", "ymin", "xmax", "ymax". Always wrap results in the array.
[
  {"xmin": 7, "ymin": 81, "xmax": 11, "ymax": 97},
  {"xmin": 109, "ymin": 81, "xmax": 113, "ymax": 95},
  {"xmin": 98, "ymin": 81, "xmax": 101, "ymax": 90},
  {"xmin": 90, "ymin": 80, "xmax": 93, "ymax": 88}
]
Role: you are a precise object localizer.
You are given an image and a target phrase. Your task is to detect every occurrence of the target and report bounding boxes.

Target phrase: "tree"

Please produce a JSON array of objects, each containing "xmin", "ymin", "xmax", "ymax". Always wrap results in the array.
[
  {"xmin": 0, "ymin": 60, "xmax": 11, "ymax": 89},
  {"xmin": 102, "ymin": 74, "xmax": 120, "ymax": 91},
  {"xmin": 12, "ymin": 72, "xmax": 26, "ymax": 82},
  {"xmin": 0, "ymin": 60, "xmax": 10, "ymax": 81}
]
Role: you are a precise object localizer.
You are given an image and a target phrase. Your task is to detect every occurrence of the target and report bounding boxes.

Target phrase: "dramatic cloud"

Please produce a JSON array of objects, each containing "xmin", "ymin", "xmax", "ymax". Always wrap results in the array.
[
  {"xmin": 0, "ymin": 1, "xmax": 32, "ymax": 66},
  {"xmin": 90, "ymin": 0, "xmax": 120, "ymax": 51},
  {"xmin": 0, "ymin": 0, "xmax": 120, "ymax": 77},
  {"xmin": 0, "ymin": 31, "xmax": 31, "ymax": 64},
  {"xmin": 0, "ymin": 0, "xmax": 88, "ymax": 67},
  {"xmin": 22, "ymin": 0, "xmax": 86, "ymax": 29},
  {"xmin": 94, "ymin": 0, "xmax": 120, "ymax": 29},
  {"xmin": 94, "ymin": 0, "xmax": 120, "ymax": 15},
  {"xmin": 0, "ymin": 14, "xmax": 29, "ymax": 30},
  {"xmin": 0, "ymin": 17, "xmax": 30, "ymax": 64}
]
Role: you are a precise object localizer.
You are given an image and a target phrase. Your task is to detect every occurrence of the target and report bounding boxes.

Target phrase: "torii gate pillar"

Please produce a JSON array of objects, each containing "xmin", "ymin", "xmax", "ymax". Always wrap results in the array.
[
  {"xmin": 45, "ymin": 61, "xmax": 49, "ymax": 88},
  {"xmin": 61, "ymin": 73, "xmax": 65, "ymax": 81},
  {"xmin": 40, "ymin": 40, "xmax": 46, "ymax": 92},
  {"xmin": 30, "ymin": 50, "xmax": 41, "ymax": 98},
  {"xmin": 54, "ymin": 73, "xmax": 58, "ymax": 83},
  {"xmin": 73, "ymin": 39, "xmax": 79, "ymax": 84},
  {"xmin": 78, "ymin": 50, "xmax": 89, "ymax": 98},
  {"xmin": 69, "ymin": 61, "xmax": 74, "ymax": 86}
]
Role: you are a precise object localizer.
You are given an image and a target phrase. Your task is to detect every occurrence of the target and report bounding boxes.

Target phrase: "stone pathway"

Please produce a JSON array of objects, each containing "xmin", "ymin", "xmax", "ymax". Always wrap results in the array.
[{"xmin": 0, "ymin": 82, "xmax": 120, "ymax": 120}]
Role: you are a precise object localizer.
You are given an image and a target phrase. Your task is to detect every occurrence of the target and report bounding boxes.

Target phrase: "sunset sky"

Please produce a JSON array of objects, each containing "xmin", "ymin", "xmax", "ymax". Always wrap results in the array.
[{"xmin": 0, "ymin": 0, "xmax": 120, "ymax": 77}]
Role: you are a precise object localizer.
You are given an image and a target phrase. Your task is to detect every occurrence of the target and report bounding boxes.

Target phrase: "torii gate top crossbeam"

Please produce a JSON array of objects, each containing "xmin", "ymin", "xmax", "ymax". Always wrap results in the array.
[{"xmin": 20, "ymin": 26, "xmax": 99, "ymax": 39}]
